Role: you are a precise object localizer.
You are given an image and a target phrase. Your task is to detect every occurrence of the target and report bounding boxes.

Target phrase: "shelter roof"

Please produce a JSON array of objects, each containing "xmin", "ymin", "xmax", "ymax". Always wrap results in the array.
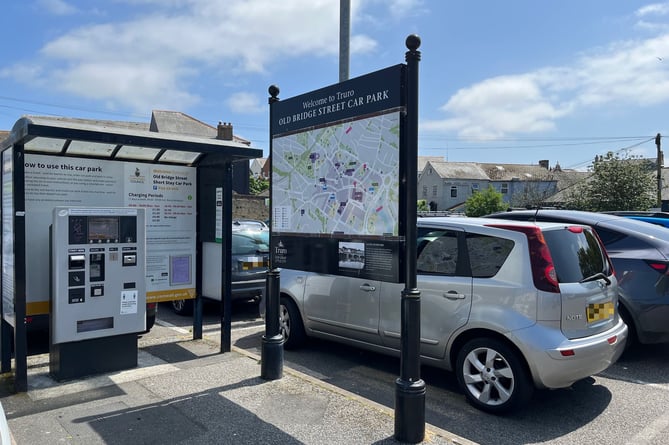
[{"xmin": 1, "ymin": 113, "xmax": 261, "ymax": 166}]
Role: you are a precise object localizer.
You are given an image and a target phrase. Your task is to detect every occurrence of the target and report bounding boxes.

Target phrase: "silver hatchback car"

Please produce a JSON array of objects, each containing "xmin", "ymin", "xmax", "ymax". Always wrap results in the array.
[{"xmin": 274, "ymin": 217, "xmax": 627, "ymax": 413}]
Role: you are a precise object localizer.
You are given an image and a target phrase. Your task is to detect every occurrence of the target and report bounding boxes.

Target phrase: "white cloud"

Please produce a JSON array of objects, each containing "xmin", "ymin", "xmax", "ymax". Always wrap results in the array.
[
  {"xmin": 636, "ymin": 2, "xmax": 669, "ymax": 17},
  {"xmin": 423, "ymin": 74, "xmax": 571, "ymax": 139},
  {"xmin": 424, "ymin": 32, "xmax": 669, "ymax": 139},
  {"xmin": 38, "ymin": 0, "xmax": 78, "ymax": 15},
  {"xmin": 226, "ymin": 92, "xmax": 264, "ymax": 114},
  {"xmin": 4, "ymin": 0, "xmax": 387, "ymax": 113}
]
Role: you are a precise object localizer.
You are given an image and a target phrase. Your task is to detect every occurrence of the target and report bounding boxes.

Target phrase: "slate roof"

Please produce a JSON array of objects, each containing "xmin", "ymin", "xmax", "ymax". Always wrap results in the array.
[{"xmin": 426, "ymin": 161, "xmax": 490, "ymax": 180}]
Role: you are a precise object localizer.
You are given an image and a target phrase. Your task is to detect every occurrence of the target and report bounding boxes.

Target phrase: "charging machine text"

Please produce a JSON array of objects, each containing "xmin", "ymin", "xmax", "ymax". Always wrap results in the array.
[{"xmin": 50, "ymin": 207, "xmax": 146, "ymax": 380}]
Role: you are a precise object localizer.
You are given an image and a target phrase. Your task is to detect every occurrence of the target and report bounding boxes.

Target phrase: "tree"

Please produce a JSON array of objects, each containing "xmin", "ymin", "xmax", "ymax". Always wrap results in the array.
[
  {"xmin": 509, "ymin": 180, "xmax": 556, "ymax": 209},
  {"xmin": 249, "ymin": 175, "xmax": 269, "ymax": 195},
  {"xmin": 465, "ymin": 185, "xmax": 507, "ymax": 217},
  {"xmin": 564, "ymin": 151, "xmax": 656, "ymax": 211},
  {"xmin": 417, "ymin": 199, "xmax": 429, "ymax": 211}
]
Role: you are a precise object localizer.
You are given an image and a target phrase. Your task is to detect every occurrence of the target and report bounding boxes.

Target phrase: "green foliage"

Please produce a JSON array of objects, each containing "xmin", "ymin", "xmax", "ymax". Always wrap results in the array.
[
  {"xmin": 417, "ymin": 199, "xmax": 429, "ymax": 211},
  {"xmin": 564, "ymin": 151, "xmax": 656, "ymax": 211},
  {"xmin": 249, "ymin": 176, "xmax": 270, "ymax": 195},
  {"xmin": 465, "ymin": 185, "xmax": 508, "ymax": 217}
]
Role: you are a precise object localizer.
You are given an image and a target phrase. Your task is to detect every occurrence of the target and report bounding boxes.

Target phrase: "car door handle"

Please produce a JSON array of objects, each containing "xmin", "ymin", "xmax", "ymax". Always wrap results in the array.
[
  {"xmin": 360, "ymin": 284, "xmax": 376, "ymax": 292},
  {"xmin": 444, "ymin": 291, "xmax": 466, "ymax": 300}
]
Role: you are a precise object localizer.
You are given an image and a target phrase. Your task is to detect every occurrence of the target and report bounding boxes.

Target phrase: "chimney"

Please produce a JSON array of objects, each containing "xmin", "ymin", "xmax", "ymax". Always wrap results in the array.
[
  {"xmin": 217, "ymin": 121, "xmax": 233, "ymax": 141},
  {"xmin": 538, "ymin": 160, "xmax": 549, "ymax": 169}
]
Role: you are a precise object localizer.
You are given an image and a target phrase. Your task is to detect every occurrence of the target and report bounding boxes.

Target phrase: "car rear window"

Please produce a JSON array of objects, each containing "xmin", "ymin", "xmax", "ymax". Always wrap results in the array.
[
  {"xmin": 542, "ymin": 227, "xmax": 607, "ymax": 283},
  {"xmin": 232, "ymin": 231, "xmax": 270, "ymax": 256}
]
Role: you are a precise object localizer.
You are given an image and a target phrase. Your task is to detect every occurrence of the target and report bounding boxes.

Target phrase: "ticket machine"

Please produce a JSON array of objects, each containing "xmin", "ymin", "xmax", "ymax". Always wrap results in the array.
[{"xmin": 50, "ymin": 207, "xmax": 146, "ymax": 380}]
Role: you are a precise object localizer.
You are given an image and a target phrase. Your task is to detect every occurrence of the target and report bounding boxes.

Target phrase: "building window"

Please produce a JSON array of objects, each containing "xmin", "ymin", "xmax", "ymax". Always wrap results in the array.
[
  {"xmin": 471, "ymin": 183, "xmax": 479, "ymax": 193},
  {"xmin": 422, "ymin": 186, "xmax": 427, "ymax": 197},
  {"xmin": 450, "ymin": 186, "xmax": 457, "ymax": 197},
  {"xmin": 433, "ymin": 185, "xmax": 438, "ymax": 196},
  {"xmin": 501, "ymin": 183, "xmax": 508, "ymax": 194}
]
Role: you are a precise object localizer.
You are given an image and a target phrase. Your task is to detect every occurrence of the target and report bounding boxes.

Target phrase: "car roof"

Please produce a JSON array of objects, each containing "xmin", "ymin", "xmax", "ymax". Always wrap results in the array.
[
  {"xmin": 603, "ymin": 211, "xmax": 669, "ymax": 219},
  {"xmin": 486, "ymin": 209, "xmax": 669, "ymax": 243},
  {"xmin": 416, "ymin": 215, "xmax": 584, "ymax": 231},
  {"xmin": 619, "ymin": 215, "xmax": 669, "ymax": 228}
]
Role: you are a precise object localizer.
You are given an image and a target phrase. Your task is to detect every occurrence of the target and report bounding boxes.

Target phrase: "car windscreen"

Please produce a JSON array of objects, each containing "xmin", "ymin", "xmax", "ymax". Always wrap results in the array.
[
  {"xmin": 232, "ymin": 231, "xmax": 270, "ymax": 256},
  {"xmin": 542, "ymin": 227, "xmax": 607, "ymax": 283}
]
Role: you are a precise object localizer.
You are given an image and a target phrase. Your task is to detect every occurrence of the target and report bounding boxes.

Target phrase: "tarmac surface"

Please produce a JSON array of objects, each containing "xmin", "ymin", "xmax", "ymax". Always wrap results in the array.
[{"xmin": 0, "ymin": 325, "xmax": 477, "ymax": 445}]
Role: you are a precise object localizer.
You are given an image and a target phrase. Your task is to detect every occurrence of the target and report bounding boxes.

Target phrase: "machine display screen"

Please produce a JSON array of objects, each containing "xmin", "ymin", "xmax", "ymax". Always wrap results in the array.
[{"xmin": 87, "ymin": 217, "xmax": 119, "ymax": 242}]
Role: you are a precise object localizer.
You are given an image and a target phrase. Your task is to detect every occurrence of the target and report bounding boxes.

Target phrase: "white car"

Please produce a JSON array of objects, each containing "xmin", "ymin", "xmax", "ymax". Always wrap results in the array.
[{"xmin": 271, "ymin": 217, "xmax": 628, "ymax": 413}]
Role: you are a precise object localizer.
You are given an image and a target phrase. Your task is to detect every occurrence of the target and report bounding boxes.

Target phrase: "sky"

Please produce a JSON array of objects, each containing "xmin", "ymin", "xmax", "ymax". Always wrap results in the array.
[{"xmin": 1, "ymin": 0, "xmax": 669, "ymax": 171}]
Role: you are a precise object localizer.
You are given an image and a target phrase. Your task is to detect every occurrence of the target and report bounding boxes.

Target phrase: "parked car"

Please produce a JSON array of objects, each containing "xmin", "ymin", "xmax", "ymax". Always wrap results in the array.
[
  {"xmin": 171, "ymin": 229, "xmax": 269, "ymax": 315},
  {"xmin": 270, "ymin": 217, "xmax": 626, "ymax": 413},
  {"xmin": 607, "ymin": 214, "xmax": 669, "ymax": 229},
  {"xmin": 233, "ymin": 219, "xmax": 269, "ymax": 231},
  {"xmin": 486, "ymin": 209, "xmax": 669, "ymax": 348},
  {"xmin": 146, "ymin": 303, "xmax": 157, "ymax": 332},
  {"xmin": 602, "ymin": 211, "xmax": 669, "ymax": 219}
]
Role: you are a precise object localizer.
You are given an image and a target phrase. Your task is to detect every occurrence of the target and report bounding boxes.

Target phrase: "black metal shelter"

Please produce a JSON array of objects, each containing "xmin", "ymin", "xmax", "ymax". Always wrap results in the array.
[{"xmin": 1, "ymin": 115, "xmax": 262, "ymax": 391}]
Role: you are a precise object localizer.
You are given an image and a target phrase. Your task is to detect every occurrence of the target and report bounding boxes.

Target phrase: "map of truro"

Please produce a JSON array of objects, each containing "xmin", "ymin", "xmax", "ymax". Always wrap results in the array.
[{"xmin": 272, "ymin": 112, "xmax": 400, "ymax": 236}]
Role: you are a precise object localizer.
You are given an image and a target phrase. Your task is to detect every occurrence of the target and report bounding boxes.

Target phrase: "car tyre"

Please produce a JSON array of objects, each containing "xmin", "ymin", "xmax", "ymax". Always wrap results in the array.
[
  {"xmin": 171, "ymin": 299, "xmax": 194, "ymax": 316},
  {"xmin": 145, "ymin": 314, "xmax": 156, "ymax": 332},
  {"xmin": 280, "ymin": 296, "xmax": 306, "ymax": 350},
  {"xmin": 456, "ymin": 337, "xmax": 533, "ymax": 414},
  {"xmin": 619, "ymin": 305, "xmax": 636, "ymax": 352}
]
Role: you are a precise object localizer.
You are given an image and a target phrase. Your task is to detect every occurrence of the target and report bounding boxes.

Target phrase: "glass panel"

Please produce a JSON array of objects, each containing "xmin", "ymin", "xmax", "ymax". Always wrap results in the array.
[
  {"xmin": 466, "ymin": 233, "xmax": 514, "ymax": 278},
  {"xmin": 158, "ymin": 149, "xmax": 202, "ymax": 164},
  {"xmin": 67, "ymin": 140, "xmax": 117, "ymax": 157},
  {"xmin": 417, "ymin": 229, "xmax": 459, "ymax": 275},
  {"xmin": 115, "ymin": 145, "xmax": 161, "ymax": 160},
  {"xmin": 24, "ymin": 137, "xmax": 65, "ymax": 152}
]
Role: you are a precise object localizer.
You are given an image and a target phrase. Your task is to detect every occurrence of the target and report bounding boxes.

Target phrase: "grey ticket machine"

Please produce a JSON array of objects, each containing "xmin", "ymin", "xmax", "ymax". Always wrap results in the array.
[{"xmin": 50, "ymin": 207, "xmax": 146, "ymax": 380}]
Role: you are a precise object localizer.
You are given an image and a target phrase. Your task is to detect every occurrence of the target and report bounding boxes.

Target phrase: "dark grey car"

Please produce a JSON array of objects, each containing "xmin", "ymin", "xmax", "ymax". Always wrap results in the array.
[
  {"xmin": 171, "ymin": 229, "xmax": 269, "ymax": 315},
  {"xmin": 486, "ymin": 209, "xmax": 669, "ymax": 347}
]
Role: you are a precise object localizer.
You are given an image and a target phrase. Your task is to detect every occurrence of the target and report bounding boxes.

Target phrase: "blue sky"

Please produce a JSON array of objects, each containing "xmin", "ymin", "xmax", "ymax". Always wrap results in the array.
[{"xmin": 1, "ymin": 0, "xmax": 668, "ymax": 171}]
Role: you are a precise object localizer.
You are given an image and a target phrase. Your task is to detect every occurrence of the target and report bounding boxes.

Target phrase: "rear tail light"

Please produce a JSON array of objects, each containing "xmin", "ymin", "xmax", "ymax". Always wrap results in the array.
[
  {"xmin": 486, "ymin": 224, "xmax": 560, "ymax": 293},
  {"xmin": 646, "ymin": 260, "xmax": 669, "ymax": 274}
]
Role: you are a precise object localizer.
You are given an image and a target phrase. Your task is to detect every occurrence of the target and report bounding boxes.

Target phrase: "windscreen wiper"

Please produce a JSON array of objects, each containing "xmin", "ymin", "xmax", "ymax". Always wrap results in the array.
[{"xmin": 580, "ymin": 272, "xmax": 611, "ymax": 285}]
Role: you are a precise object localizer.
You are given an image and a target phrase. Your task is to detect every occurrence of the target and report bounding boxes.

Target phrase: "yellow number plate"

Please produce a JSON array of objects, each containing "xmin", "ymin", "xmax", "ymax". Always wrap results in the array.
[{"xmin": 587, "ymin": 301, "xmax": 614, "ymax": 323}]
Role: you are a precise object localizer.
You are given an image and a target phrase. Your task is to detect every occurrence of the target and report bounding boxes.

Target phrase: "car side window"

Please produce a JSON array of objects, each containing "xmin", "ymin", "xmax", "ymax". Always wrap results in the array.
[
  {"xmin": 466, "ymin": 233, "xmax": 514, "ymax": 278},
  {"xmin": 417, "ymin": 230, "xmax": 460, "ymax": 276}
]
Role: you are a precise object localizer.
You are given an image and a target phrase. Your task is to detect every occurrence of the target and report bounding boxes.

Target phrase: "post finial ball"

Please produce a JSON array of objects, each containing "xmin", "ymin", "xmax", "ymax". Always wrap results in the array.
[
  {"xmin": 269, "ymin": 85, "xmax": 280, "ymax": 98},
  {"xmin": 405, "ymin": 34, "xmax": 421, "ymax": 51}
]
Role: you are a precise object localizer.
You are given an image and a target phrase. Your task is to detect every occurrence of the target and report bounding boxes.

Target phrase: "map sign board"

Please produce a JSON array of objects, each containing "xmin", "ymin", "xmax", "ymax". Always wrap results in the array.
[{"xmin": 270, "ymin": 65, "xmax": 406, "ymax": 282}]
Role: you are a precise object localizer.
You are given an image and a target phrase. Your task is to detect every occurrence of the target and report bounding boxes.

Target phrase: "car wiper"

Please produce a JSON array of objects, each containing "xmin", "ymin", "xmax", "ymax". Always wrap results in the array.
[{"xmin": 580, "ymin": 272, "xmax": 611, "ymax": 285}]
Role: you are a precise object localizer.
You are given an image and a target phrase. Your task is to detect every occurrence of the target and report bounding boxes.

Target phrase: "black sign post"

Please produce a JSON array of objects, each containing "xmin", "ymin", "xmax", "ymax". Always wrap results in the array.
[
  {"xmin": 394, "ymin": 34, "xmax": 425, "ymax": 443},
  {"xmin": 266, "ymin": 35, "xmax": 425, "ymax": 441},
  {"xmin": 261, "ymin": 85, "xmax": 285, "ymax": 380}
]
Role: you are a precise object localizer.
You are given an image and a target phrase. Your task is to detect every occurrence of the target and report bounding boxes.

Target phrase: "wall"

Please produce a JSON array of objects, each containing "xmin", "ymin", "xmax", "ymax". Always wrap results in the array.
[{"xmin": 232, "ymin": 194, "xmax": 269, "ymax": 221}]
